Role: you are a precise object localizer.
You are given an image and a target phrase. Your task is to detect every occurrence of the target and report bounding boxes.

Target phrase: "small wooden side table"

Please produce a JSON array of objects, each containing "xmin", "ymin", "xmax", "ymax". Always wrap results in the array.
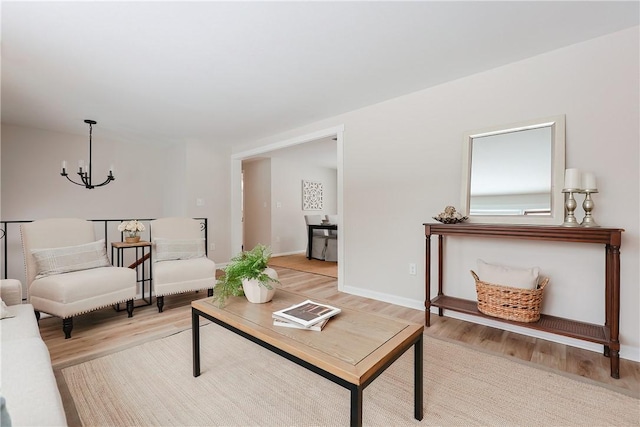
[{"xmin": 111, "ymin": 241, "xmax": 153, "ymax": 308}]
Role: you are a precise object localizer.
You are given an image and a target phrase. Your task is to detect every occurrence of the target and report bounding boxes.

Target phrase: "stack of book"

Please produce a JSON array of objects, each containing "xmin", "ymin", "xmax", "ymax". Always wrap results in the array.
[{"xmin": 272, "ymin": 299, "xmax": 341, "ymax": 331}]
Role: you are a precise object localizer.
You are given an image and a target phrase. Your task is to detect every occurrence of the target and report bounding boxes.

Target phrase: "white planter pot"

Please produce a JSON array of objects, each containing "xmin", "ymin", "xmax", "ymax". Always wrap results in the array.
[{"xmin": 241, "ymin": 267, "xmax": 278, "ymax": 304}]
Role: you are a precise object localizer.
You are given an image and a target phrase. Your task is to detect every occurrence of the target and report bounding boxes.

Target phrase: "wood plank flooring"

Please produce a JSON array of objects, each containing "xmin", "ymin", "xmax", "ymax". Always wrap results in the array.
[
  {"xmin": 269, "ymin": 253, "xmax": 337, "ymax": 277},
  {"xmin": 38, "ymin": 267, "xmax": 639, "ymax": 395}
]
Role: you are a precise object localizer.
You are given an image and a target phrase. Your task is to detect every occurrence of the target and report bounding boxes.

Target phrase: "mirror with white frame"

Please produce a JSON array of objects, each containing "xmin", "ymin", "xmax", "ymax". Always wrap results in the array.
[{"xmin": 460, "ymin": 115, "xmax": 566, "ymax": 224}]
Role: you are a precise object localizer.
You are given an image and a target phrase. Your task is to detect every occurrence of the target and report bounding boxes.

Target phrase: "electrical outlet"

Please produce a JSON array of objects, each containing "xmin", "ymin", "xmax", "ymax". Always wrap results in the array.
[
  {"xmin": 275, "ymin": 236, "xmax": 281, "ymax": 242},
  {"xmin": 409, "ymin": 263, "xmax": 417, "ymax": 275},
  {"xmin": 196, "ymin": 198, "xmax": 205, "ymax": 207},
  {"xmin": 210, "ymin": 243, "xmax": 216, "ymax": 251}
]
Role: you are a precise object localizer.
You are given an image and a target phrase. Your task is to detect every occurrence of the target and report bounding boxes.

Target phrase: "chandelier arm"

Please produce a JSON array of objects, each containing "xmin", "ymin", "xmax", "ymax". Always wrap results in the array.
[
  {"xmin": 93, "ymin": 175, "xmax": 115, "ymax": 187},
  {"xmin": 63, "ymin": 174, "xmax": 90, "ymax": 187},
  {"xmin": 78, "ymin": 171, "xmax": 91, "ymax": 187}
]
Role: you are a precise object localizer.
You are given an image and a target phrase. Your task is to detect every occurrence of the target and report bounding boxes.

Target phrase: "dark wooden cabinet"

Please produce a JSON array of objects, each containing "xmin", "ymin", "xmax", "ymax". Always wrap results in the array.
[{"xmin": 423, "ymin": 223, "xmax": 624, "ymax": 379}]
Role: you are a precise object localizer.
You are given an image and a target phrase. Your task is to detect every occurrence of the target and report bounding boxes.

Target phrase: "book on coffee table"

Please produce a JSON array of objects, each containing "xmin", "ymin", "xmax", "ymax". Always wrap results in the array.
[
  {"xmin": 272, "ymin": 299, "xmax": 341, "ymax": 328},
  {"xmin": 273, "ymin": 317, "xmax": 329, "ymax": 331}
]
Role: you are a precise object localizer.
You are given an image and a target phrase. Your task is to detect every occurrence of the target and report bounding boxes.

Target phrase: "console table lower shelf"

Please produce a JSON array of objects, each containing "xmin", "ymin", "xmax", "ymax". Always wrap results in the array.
[{"xmin": 431, "ymin": 295, "xmax": 609, "ymax": 344}]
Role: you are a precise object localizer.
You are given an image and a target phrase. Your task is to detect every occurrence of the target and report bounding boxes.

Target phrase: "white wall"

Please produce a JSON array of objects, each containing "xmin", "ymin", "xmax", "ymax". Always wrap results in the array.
[
  {"xmin": 270, "ymin": 156, "xmax": 337, "ymax": 255},
  {"xmin": 0, "ymin": 124, "xmax": 232, "ymax": 284},
  {"xmin": 183, "ymin": 140, "xmax": 232, "ymax": 261},
  {"xmin": 1, "ymin": 125, "xmax": 166, "ymax": 219},
  {"xmin": 233, "ymin": 27, "xmax": 640, "ymax": 360},
  {"xmin": 162, "ymin": 143, "xmax": 188, "ymax": 217}
]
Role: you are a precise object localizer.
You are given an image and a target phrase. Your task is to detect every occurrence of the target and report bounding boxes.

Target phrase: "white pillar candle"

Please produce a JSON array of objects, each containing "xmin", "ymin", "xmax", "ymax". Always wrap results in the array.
[
  {"xmin": 564, "ymin": 168, "xmax": 581, "ymax": 190},
  {"xmin": 582, "ymin": 172, "xmax": 597, "ymax": 190}
]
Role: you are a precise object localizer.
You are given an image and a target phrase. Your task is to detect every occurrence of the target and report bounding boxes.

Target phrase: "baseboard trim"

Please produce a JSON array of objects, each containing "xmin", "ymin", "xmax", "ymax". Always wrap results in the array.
[{"xmin": 272, "ymin": 250, "xmax": 306, "ymax": 257}]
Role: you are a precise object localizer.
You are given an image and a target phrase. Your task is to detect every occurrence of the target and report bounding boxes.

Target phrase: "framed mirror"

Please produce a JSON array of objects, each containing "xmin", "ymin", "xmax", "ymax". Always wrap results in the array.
[{"xmin": 461, "ymin": 115, "xmax": 565, "ymax": 224}]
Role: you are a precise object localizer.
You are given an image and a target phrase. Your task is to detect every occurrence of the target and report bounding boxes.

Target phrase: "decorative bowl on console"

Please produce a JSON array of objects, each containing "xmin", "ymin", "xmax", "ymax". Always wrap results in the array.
[
  {"xmin": 433, "ymin": 216, "xmax": 469, "ymax": 224},
  {"xmin": 433, "ymin": 206, "xmax": 468, "ymax": 224}
]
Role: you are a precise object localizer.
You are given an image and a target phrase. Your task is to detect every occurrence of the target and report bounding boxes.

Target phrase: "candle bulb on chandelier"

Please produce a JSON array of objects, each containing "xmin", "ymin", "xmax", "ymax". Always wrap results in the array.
[
  {"xmin": 61, "ymin": 160, "xmax": 67, "ymax": 174},
  {"xmin": 78, "ymin": 160, "xmax": 85, "ymax": 173}
]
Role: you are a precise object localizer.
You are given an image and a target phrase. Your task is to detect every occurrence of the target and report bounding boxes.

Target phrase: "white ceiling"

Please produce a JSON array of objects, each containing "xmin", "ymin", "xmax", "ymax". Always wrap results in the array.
[{"xmin": 2, "ymin": 1, "xmax": 638, "ymax": 151}]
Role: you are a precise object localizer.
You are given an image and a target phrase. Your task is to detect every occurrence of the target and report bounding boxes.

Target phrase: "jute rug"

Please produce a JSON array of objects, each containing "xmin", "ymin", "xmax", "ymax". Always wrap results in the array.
[
  {"xmin": 60, "ymin": 324, "xmax": 639, "ymax": 427},
  {"xmin": 269, "ymin": 254, "xmax": 337, "ymax": 278}
]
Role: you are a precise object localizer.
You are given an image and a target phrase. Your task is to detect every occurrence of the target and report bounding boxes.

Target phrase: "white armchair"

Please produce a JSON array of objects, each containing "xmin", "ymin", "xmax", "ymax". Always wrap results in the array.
[
  {"xmin": 150, "ymin": 217, "xmax": 216, "ymax": 312},
  {"xmin": 21, "ymin": 218, "xmax": 136, "ymax": 339}
]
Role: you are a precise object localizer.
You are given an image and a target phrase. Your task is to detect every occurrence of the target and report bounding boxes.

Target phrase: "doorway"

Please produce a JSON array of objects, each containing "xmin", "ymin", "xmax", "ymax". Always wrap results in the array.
[{"xmin": 231, "ymin": 125, "xmax": 345, "ymax": 291}]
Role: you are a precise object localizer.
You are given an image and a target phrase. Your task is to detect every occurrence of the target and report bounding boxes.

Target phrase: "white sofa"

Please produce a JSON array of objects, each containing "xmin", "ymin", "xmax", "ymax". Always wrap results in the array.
[{"xmin": 0, "ymin": 279, "xmax": 67, "ymax": 426}]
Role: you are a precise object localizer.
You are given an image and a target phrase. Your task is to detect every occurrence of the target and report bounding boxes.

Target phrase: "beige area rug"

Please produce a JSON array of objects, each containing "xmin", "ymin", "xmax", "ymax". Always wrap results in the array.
[
  {"xmin": 60, "ymin": 324, "xmax": 639, "ymax": 427},
  {"xmin": 269, "ymin": 253, "xmax": 338, "ymax": 278}
]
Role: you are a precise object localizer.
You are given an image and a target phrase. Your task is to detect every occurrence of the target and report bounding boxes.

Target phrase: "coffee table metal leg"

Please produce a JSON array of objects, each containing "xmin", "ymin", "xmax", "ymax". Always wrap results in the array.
[
  {"xmin": 350, "ymin": 385, "xmax": 363, "ymax": 427},
  {"xmin": 192, "ymin": 309, "xmax": 201, "ymax": 377},
  {"xmin": 415, "ymin": 334, "xmax": 424, "ymax": 420}
]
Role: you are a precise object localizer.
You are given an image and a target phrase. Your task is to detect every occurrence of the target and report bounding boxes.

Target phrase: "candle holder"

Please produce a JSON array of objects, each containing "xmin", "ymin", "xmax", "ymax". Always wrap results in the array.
[
  {"xmin": 562, "ymin": 189, "xmax": 581, "ymax": 227},
  {"xmin": 580, "ymin": 190, "xmax": 599, "ymax": 227}
]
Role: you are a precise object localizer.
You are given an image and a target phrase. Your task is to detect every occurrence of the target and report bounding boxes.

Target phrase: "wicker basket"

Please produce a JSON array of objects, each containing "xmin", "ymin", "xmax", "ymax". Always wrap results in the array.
[{"xmin": 472, "ymin": 270, "xmax": 548, "ymax": 323}]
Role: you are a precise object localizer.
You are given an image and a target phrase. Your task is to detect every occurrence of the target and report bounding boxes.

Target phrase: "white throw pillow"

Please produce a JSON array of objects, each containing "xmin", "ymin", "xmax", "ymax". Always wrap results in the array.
[
  {"xmin": 0, "ymin": 298, "xmax": 15, "ymax": 319},
  {"xmin": 477, "ymin": 259, "xmax": 540, "ymax": 290},
  {"xmin": 31, "ymin": 239, "xmax": 111, "ymax": 279},
  {"xmin": 154, "ymin": 238, "xmax": 206, "ymax": 262}
]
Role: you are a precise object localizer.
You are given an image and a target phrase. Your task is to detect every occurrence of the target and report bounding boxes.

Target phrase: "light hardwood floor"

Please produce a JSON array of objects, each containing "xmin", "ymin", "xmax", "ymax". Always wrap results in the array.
[{"xmin": 39, "ymin": 267, "xmax": 639, "ymax": 395}]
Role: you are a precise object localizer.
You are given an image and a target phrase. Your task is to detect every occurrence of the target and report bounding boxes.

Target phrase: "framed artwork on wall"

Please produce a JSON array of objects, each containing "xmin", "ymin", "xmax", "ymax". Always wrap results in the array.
[{"xmin": 302, "ymin": 180, "xmax": 323, "ymax": 210}]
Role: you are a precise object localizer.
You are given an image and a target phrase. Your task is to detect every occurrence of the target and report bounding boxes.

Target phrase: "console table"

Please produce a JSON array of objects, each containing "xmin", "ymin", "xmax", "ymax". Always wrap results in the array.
[{"xmin": 423, "ymin": 223, "xmax": 624, "ymax": 379}]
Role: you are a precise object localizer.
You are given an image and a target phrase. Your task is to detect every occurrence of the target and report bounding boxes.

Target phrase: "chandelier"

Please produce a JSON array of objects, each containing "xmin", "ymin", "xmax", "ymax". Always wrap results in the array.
[{"xmin": 60, "ymin": 119, "xmax": 115, "ymax": 189}]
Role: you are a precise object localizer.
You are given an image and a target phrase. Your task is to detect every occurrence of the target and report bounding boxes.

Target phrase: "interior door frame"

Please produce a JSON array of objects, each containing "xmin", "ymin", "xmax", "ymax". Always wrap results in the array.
[{"xmin": 230, "ymin": 125, "xmax": 345, "ymax": 291}]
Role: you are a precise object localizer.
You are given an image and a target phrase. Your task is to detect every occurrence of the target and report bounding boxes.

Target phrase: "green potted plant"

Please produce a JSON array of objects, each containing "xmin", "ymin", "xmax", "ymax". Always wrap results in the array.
[{"xmin": 212, "ymin": 244, "xmax": 280, "ymax": 307}]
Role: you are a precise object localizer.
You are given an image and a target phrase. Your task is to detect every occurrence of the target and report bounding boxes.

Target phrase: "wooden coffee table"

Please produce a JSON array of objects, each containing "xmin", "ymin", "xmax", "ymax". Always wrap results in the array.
[{"xmin": 192, "ymin": 289, "xmax": 424, "ymax": 427}]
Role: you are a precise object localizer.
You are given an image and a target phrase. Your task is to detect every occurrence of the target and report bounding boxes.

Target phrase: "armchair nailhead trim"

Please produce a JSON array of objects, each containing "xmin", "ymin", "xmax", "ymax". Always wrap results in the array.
[
  {"xmin": 156, "ymin": 287, "xmax": 213, "ymax": 298},
  {"xmin": 36, "ymin": 298, "xmax": 134, "ymax": 319}
]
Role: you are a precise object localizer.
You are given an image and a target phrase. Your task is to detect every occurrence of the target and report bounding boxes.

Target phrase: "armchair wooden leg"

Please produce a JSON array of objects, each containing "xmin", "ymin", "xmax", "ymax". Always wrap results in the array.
[
  {"xmin": 208, "ymin": 288, "xmax": 213, "ymax": 297},
  {"xmin": 126, "ymin": 299, "xmax": 134, "ymax": 318},
  {"xmin": 157, "ymin": 296, "xmax": 164, "ymax": 313},
  {"xmin": 34, "ymin": 310, "xmax": 41, "ymax": 321},
  {"xmin": 63, "ymin": 317, "xmax": 73, "ymax": 339}
]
